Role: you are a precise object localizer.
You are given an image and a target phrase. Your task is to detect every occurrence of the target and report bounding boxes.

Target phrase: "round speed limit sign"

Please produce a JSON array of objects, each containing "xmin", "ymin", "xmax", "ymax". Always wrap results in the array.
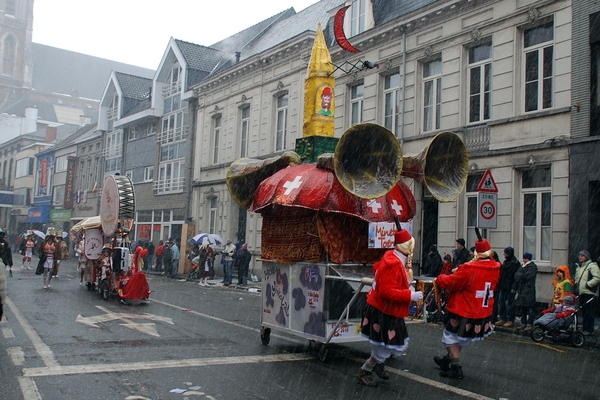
[{"xmin": 480, "ymin": 201, "xmax": 495, "ymax": 220}]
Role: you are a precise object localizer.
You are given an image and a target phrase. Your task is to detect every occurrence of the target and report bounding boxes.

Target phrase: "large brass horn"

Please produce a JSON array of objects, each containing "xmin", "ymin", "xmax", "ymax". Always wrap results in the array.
[
  {"xmin": 402, "ymin": 131, "xmax": 468, "ymax": 202},
  {"xmin": 226, "ymin": 151, "xmax": 301, "ymax": 209},
  {"xmin": 334, "ymin": 123, "xmax": 403, "ymax": 199}
]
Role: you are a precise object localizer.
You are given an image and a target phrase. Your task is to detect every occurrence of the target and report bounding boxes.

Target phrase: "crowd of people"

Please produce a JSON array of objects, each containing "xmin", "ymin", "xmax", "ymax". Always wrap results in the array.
[{"xmin": 187, "ymin": 239, "xmax": 252, "ymax": 287}]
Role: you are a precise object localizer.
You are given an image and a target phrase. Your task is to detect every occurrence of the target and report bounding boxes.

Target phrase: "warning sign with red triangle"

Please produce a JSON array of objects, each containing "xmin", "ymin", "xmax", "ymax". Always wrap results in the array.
[{"xmin": 477, "ymin": 169, "xmax": 498, "ymax": 193}]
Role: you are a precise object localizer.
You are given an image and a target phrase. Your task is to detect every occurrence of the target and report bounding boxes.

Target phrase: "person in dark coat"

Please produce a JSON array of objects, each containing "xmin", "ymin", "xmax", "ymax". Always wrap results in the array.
[
  {"xmin": 161, "ymin": 242, "xmax": 173, "ymax": 276},
  {"xmin": 494, "ymin": 247, "xmax": 521, "ymax": 328},
  {"xmin": 513, "ymin": 252, "xmax": 538, "ymax": 331},
  {"xmin": 0, "ymin": 230, "xmax": 14, "ymax": 277},
  {"xmin": 236, "ymin": 244, "xmax": 252, "ymax": 286},
  {"xmin": 423, "ymin": 245, "xmax": 443, "ymax": 277},
  {"xmin": 452, "ymin": 238, "xmax": 470, "ymax": 269}
]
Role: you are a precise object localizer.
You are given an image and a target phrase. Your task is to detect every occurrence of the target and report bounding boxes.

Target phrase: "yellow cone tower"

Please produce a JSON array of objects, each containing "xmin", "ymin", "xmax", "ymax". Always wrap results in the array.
[{"xmin": 302, "ymin": 23, "xmax": 335, "ymax": 138}]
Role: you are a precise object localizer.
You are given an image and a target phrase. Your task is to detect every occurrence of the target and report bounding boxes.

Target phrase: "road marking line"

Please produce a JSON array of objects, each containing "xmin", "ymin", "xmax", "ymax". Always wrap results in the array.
[
  {"xmin": 8, "ymin": 346, "xmax": 25, "ymax": 365},
  {"xmin": 150, "ymin": 298, "xmax": 306, "ymax": 345},
  {"xmin": 5, "ymin": 296, "xmax": 59, "ymax": 367},
  {"xmin": 23, "ymin": 353, "xmax": 314, "ymax": 377},
  {"xmin": 18, "ymin": 376, "xmax": 42, "ymax": 400},
  {"xmin": 153, "ymin": 298, "xmax": 494, "ymax": 400},
  {"xmin": 532, "ymin": 342, "xmax": 566, "ymax": 353},
  {"xmin": 348, "ymin": 356, "xmax": 495, "ymax": 400},
  {"xmin": 2, "ymin": 327, "xmax": 15, "ymax": 338}
]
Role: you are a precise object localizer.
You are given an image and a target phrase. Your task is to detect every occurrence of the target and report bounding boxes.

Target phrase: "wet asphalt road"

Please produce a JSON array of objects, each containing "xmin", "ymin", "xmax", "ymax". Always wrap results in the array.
[{"xmin": 1, "ymin": 259, "xmax": 600, "ymax": 400}]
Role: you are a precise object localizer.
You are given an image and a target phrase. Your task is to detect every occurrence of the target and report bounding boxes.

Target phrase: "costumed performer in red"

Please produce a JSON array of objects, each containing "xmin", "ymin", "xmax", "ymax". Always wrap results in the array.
[
  {"xmin": 433, "ymin": 232, "xmax": 500, "ymax": 379},
  {"xmin": 132, "ymin": 243, "xmax": 148, "ymax": 273},
  {"xmin": 356, "ymin": 229, "xmax": 423, "ymax": 387},
  {"xmin": 120, "ymin": 242, "xmax": 151, "ymax": 303}
]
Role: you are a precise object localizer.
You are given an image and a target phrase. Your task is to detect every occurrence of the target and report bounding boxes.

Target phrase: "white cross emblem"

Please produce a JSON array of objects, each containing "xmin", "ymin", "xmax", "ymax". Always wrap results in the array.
[
  {"xmin": 475, "ymin": 282, "xmax": 493, "ymax": 308},
  {"xmin": 283, "ymin": 176, "xmax": 303, "ymax": 195},
  {"xmin": 367, "ymin": 199, "xmax": 382, "ymax": 213},
  {"xmin": 391, "ymin": 199, "xmax": 403, "ymax": 215}
]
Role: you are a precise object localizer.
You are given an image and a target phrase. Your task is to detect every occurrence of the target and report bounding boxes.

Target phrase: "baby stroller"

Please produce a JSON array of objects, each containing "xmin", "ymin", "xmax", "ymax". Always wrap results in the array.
[{"xmin": 531, "ymin": 295, "xmax": 589, "ymax": 347}]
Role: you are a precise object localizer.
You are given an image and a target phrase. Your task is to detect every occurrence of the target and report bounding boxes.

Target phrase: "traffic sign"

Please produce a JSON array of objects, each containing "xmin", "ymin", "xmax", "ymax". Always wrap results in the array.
[
  {"xmin": 477, "ymin": 192, "xmax": 497, "ymax": 229},
  {"xmin": 477, "ymin": 169, "xmax": 498, "ymax": 193}
]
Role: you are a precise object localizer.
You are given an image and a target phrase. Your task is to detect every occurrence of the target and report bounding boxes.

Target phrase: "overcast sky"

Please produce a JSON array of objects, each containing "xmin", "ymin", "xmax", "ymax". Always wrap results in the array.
[{"xmin": 32, "ymin": 0, "xmax": 321, "ymax": 70}]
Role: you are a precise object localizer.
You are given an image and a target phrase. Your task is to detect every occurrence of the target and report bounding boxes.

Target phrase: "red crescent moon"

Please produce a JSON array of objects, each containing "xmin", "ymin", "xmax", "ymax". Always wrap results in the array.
[{"xmin": 334, "ymin": 5, "xmax": 360, "ymax": 53}]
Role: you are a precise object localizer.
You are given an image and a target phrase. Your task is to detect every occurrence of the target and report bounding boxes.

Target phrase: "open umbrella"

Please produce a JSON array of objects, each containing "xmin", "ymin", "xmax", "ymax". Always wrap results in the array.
[
  {"xmin": 189, "ymin": 233, "xmax": 223, "ymax": 246},
  {"xmin": 32, "ymin": 229, "xmax": 46, "ymax": 239},
  {"xmin": 249, "ymin": 163, "xmax": 416, "ymax": 222},
  {"xmin": 70, "ymin": 216, "xmax": 101, "ymax": 234}
]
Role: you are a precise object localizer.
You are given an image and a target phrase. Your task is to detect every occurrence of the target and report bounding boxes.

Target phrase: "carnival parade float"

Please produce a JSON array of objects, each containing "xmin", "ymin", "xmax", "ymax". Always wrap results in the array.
[
  {"xmin": 225, "ymin": 24, "xmax": 468, "ymax": 359},
  {"xmin": 70, "ymin": 175, "xmax": 150, "ymax": 304}
]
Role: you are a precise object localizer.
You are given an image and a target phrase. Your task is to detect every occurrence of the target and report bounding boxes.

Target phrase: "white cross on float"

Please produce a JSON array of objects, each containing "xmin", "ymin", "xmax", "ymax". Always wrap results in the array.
[
  {"xmin": 76, "ymin": 305, "xmax": 174, "ymax": 337},
  {"xmin": 366, "ymin": 199, "xmax": 382, "ymax": 213},
  {"xmin": 475, "ymin": 282, "xmax": 493, "ymax": 307},
  {"xmin": 391, "ymin": 199, "xmax": 403, "ymax": 215},
  {"xmin": 282, "ymin": 175, "xmax": 303, "ymax": 195}
]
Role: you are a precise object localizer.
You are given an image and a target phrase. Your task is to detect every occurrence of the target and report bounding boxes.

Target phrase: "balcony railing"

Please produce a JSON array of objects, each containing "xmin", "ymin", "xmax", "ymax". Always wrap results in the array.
[
  {"xmin": 101, "ymin": 146, "xmax": 123, "ymax": 158},
  {"xmin": 463, "ymin": 124, "xmax": 490, "ymax": 153},
  {"xmin": 153, "ymin": 177, "xmax": 185, "ymax": 194},
  {"xmin": 106, "ymin": 106, "xmax": 118, "ymax": 120},
  {"xmin": 162, "ymin": 81, "xmax": 182, "ymax": 98},
  {"xmin": 157, "ymin": 125, "xmax": 189, "ymax": 144}
]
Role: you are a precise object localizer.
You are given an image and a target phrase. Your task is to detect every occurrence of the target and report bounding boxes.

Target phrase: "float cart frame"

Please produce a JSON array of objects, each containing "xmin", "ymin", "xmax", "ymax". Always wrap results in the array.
[{"xmin": 259, "ymin": 261, "xmax": 373, "ymax": 362}]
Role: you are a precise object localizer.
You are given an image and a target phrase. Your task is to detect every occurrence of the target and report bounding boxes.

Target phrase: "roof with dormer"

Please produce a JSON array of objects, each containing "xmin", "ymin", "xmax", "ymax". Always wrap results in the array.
[
  {"xmin": 114, "ymin": 72, "xmax": 152, "ymax": 101},
  {"xmin": 210, "ymin": 8, "xmax": 297, "ymax": 55},
  {"xmin": 204, "ymin": 0, "xmax": 344, "ymax": 79},
  {"xmin": 53, "ymin": 123, "xmax": 99, "ymax": 150}
]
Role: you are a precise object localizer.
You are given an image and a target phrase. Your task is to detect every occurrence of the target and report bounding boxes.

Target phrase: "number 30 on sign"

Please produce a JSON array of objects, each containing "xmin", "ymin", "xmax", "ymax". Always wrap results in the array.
[{"xmin": 477, "ymin": 192, "xmax": 497, "ymax": 229}]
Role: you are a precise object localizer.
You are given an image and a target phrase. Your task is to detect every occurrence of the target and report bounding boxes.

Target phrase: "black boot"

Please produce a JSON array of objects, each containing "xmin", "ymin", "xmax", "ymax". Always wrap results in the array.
[
  {"xmin": 440, "ymin": 364, "xmax": 463, "ymax": 379},
  {"xmin": 433, "ymin": 355, "xmax": 451, "ymax": 371}
]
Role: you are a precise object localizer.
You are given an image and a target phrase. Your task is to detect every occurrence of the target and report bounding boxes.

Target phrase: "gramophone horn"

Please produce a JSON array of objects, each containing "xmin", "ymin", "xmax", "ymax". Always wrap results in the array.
[
  {"xmin": 402, "ymin": 131, "xmax": 468, "ymax": 202},
  {"xmin": 333, "ymin": 123, "xmax": 403, "ymax": 199},
  {"xmin": 226, "ymin": 151, "xmax": 301, "ymax": 209}
]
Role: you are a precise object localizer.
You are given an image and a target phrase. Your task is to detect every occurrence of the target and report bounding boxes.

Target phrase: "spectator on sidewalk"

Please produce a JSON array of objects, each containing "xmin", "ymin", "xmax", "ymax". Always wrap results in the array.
[
  {"xmin": 0, "ymin": 257, "xmax": 6, "ymax": 321},
  {"xmin": 574, "ymin": 250, "xmax": 600, "ymax": 336},
  {"xmin": 423, "ymin": 245, "xmax": 443, "ymax": 277},
  {"xmin": 494, "ymin": 247, "xmax": 521, "ymax": 328},
  {"xmin": 162, "ymin": 241, "xmax": 172, "ymax": 276},
  {"xmin": 452, "ymin": 238, "xmax": 469, "ymax": 270},
  {"xmin": 155, "ymin": 240, "xmax": 164, "ymax": 271},
  {"xmin": 170, "ymin": 240, "xmax": 180, "ymax": 278},
  {"xmin": 222, "ymin": 239, "xmax": 236, "ymax": 286},
  {"xmin": 514, "ymin": 252, "xmax": 538, "ymax": 332},
  {"xmin": 237, "ymin": 244, "xmax": 251, "ymax": 286}
]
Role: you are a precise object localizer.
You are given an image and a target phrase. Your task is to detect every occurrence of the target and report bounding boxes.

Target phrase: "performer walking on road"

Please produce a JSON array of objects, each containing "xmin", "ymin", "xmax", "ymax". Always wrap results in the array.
[
  {"xmin": 433, "ymin": 230, "xmax": 500, "ymax": 379},
  {"xmin": 356, "ymin": 229, "xmax": 423, "ymax": 387}
]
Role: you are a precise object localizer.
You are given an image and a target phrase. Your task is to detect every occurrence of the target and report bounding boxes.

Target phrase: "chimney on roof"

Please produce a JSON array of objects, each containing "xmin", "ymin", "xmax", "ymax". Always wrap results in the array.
[
  {"xmin": 80, "ymin": 115, "xmax": 91, "ymax": 126},
  {"xmin": 24, "ymin": 106, "xmax": 38, "ymax": 133},
  {"xmin": 235, "ymin": 51, "xmax": 241, "ymax": 63},
  {"xmin": 46, "ymin": 126, "xmax": 57, "ymax": 143}
]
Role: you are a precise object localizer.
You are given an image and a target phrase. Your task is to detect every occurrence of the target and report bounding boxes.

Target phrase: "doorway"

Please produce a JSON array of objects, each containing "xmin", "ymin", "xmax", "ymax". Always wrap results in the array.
[{"xmin": 421, "ymin": 196, "xmax": 439, "ymax": 276}]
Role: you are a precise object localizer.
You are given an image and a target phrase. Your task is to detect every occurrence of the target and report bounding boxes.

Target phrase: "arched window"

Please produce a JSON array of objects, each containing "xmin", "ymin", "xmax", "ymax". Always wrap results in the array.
[{"xmin": 2, "ymin": 35, "xmax": 17, "ymax": 76}]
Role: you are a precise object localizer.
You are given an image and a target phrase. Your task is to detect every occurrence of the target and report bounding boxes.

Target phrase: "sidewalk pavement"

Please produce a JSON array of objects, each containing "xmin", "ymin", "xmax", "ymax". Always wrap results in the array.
[{"xmin": 144, "ymin": 269, "xmax": 262, "ymax": 292}]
